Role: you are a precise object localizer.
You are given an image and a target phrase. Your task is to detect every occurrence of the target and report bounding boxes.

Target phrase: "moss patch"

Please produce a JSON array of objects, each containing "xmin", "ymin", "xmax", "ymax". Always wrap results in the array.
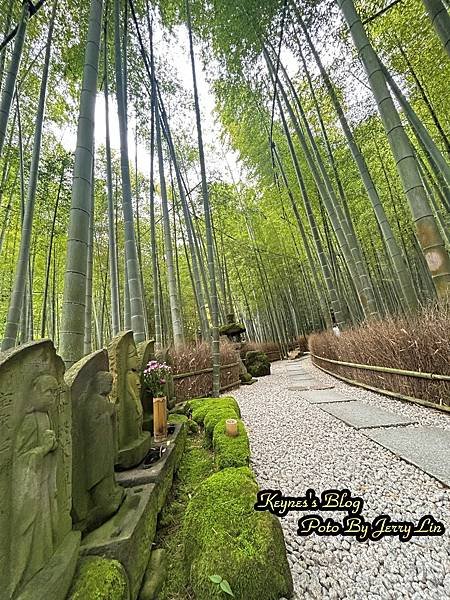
[
  {"xmin": 154, "ymin": 433, "xmax": 216, "ymax": 600},
  {"xmin": 213, "ymin": 419, "xmax": 250, "ymax": 469},
  {"xmin": 68, "ymin": 557, "xmax": 128, "ymax": 600},
  {"xmin": 168, "ymin": 412, "xmax": 199, "ymax": 434},
  {"xmin": 245, "ymin": 351, "xmax": 271, "ymax": 377},
  {"xmin": 203, "ymin": 406, "xmax": 239, "ymax": 446},
  {"xmin": 183, "ymin": 467, "xmax": 293, "ymax": 600},
  {"xmin": 187, "ymin": 396, "xmax": 241, "ymax": 425}
]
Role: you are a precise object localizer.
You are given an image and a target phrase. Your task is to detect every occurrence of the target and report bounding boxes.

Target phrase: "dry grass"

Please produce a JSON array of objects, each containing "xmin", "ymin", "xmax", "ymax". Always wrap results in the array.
[
  {"xmin": 297, "ymin": 335, "xmax": 309, "ymax": 353},
  {"xmin": 168, "ymin": 340, "xmax": 240, "ymax": 402},
  {"xmin": 239, "ymin": 338, "xmax": 308, "ymax": 361},
  {"xmin": 309, "ymin": 303, "xmax": 450, "ymax": 408}
]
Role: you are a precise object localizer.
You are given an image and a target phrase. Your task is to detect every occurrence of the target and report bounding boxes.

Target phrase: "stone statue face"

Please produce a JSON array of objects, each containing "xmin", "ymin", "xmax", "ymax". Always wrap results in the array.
[
  {"xmin": 92, "ymin": 371, "xmax": 113, "ymax": 397},
  {"xmin": 29, "ymin": 375, "xmax": 59, "ymax": 413},
  {"xmin": 127, "ymin": 345, "xmax": 140, "ymax": 372}
]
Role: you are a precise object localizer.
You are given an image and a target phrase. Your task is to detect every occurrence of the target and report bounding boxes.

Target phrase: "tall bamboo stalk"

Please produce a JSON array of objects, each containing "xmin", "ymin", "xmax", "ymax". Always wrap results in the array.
[
  {"xmin": 155, "ymin": 96, "xmax": 184, "ymax": 347},
  {"xmin": 0, "ymin": 1, "xmax": 29, "ymax": 158},
  {"xmin": 104, "ymin": 2, "xmax": 120, "ymax": 336},
  {"xmin": 113, "ymin": 0, "xmax": 145, "ymax": 340},
  {"xmin": 2, "ymin": 1, "xmax": 56, "ymax": 350},
  {"xmin": 423, "ymin": 0, "xmax": 450, "ymax": 58},
  {"xmin": 337, "ymin": 0, "xmax": 450, "ymax": 298},
  {"xmin": 186, "ymin": 0, "xmax": 220, "ymax": 395},
  {"xmin": 60, "ymin": 0, "xmax": 103, "ymax": 367}
]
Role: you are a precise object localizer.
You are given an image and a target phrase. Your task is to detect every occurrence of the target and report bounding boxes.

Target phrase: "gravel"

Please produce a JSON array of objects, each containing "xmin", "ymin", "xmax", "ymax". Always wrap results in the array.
[{"xmin": 230, "ymin": 358, "xmax": 450, "ymax": 600}]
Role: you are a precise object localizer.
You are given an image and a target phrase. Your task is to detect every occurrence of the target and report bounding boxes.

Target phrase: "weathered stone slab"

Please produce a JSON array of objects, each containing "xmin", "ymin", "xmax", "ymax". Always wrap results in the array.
[
  {"xmin": 305, "ymin": 384, "xmax": 335, "ymax": 391},
  {"xmin": 287, "ymin": 383, "xmax": 315, "ymax": 391},
  {"xmin": 78, "ymin": 424, "xmax": 186, "ymax": 600},
  {"xmin": 81, "ymin": 484, "xmax": 158, "ymax": 600},
  {"xmin": 364, "ymin": 427, "xmax": 450, "ymax": 487},
  {"xmin": 319, "ymin": 401, "xmax": 416, "ymax": 429},
  {"xmin": 300, "ymin": 389, "xmax": 350, "ymax": 403},
  {"xmin": 17, "ymin": 532, "xmax": 80, "ymax": 600},
  {"xmin": 108, "ymin": 331, "xmax": 151, "ymax": 469},
  {"xmin": 66, "ymin": 349, "xmax": 125, "ymax": 533},
  {"xmin": 116, "ymin": 423, "xmax": 186, "ymax": 493},
  {"xmin": 0, "ymin": 339, "xmax": 80, "ymax": 600}
]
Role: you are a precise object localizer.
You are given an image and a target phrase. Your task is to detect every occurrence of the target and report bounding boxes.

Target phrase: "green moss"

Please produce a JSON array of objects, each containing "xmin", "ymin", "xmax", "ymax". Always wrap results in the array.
[
  {"xmin": 68, "ymin": 557, "xmax": 128, "ymax": 600},
  {"xmin": 240, "ymin": 371, "xmax": 253, "ymax": 383},
  {"xmin": 183, "ymin": 468, "xmax": 293, "ymax": 600},
  {"xmin": 168, "ymin": 413, "xmax": 199, "ymax": 434},
  {"xmin": 155, "ymin": 434, "xmax": 216, "ymax": 600},
  {"xmin": 187, "ymin": 396, "xmax": 241, "ymax": 425},
  {"xmin": 219, "ymin": 322, "xmax": 246, "ymax": 336},
  {"xmin": 203, "ymin": 406, "xmax": 239, "ymax": 446},
  {"xmin": 213, "ymin": 419, "xmax": 250, "ymax": 469}
]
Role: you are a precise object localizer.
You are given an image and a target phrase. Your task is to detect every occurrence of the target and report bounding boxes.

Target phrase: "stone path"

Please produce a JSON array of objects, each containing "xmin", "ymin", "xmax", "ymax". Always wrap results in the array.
[{"xmin": 231, "ymin": 359, "xmax": 450, "ymax": 600}]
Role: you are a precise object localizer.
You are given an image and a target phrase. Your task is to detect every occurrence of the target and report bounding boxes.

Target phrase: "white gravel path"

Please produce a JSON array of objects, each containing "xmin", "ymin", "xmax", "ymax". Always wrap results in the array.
[{"xmin": 231, "ymin": 358, "xmax": 450, "ymax": 600}]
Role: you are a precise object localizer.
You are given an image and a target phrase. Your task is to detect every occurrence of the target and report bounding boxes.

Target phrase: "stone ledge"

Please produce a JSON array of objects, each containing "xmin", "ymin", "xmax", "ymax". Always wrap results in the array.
[
  {"xmin": 81, "ymin": 484, "xmax": 157, "ymax": 600},
  {"xmin": 116, "ymin": 423, "xmax": 186, "ymax": 492}
]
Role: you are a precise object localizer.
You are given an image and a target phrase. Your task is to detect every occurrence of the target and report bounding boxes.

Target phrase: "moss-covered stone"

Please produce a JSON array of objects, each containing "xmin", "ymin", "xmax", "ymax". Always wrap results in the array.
[
  {"xmin": 203, "ymin": 406, "xmax": 239, "ymax": 445},
  {"xmin": 240, "ymin": 371, "xmax": 253, "ymax": 383},
  {"xmin": 183, "ymin": 468, "xmax": 293, "ymax": 600},
  {"xmin": 68, "ymin": 557, "xmax": 129, "ymax": 600},
  {"xmin": 187, "ymin": 396, "xmax": 241, "ymax": 424},
  {"xmin": 219, "ymin": 322, "xmax": 246, "ymax": 337},
  {"xmin": 212, "ymin": 419, "xmax": 250, "ymax": 469},
  {"xmin": 168, "ymin": 413, "xmax": 199, "ymax": 434},
  {"xmin": 245, "ymin": 351, "xmax": 271, "ymax": 377},
  {"xmin": 139, "ymin": 549, "xmax": 167, "ymax": 600},
  {"xmin": 155, "ymin": 438, "xmax": 215, "ymax": 600}
]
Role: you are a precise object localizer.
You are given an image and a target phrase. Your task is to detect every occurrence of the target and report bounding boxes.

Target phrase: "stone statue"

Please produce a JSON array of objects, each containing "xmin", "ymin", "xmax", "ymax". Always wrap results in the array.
[
  {"xmin": 12, "ymin": 374, "xmax": 60, "ymax": 591},
  {"xmin": 136, "ymin": 339, "xmax": 155, "ymax": 432},
  {"xmin": 66, "ymin": 350, "xmax": 125, "ymax": 533},
  {"xmin": 0, "ymin": 340, "xmax": 80, "ymax": 600},
  {"xmin": 108, "ymin": 331, "xmax": 151, "ymax": 469}
]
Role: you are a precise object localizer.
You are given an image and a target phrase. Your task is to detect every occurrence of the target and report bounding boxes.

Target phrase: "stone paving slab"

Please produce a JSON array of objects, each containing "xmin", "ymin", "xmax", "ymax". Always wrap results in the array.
[
  {"xmin": 288, "ymin": 383, "xmax": 335, "ymax": 392},
  {"xmin": 364, "ymin": 426, "xmax": 450, "ymax": 487},
  {"xmin": 300, "ymin": 389, "xmax": 350, "ymax": 403},
  {"xmin": 319, "ymin": 401, "xmax": 416, "ymax": 429}
]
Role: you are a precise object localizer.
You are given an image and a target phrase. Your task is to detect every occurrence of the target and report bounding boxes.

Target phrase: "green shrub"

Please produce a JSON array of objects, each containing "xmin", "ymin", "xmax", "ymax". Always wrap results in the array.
[
  {"xmin": 187, "ymin": 396, "xmax": 241, "ymax": 425},
  {"xmin": 213, "ymin": 419, "xmax": 250, "ymax": 469},
  {"xmin": 183, "ymin": 468, "xmax": 293, "ymax": 600}
]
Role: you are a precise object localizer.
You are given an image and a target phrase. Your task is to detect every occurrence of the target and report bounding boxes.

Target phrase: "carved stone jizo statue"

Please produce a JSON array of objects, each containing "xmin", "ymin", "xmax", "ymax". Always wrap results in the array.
[
  {"xmin": 0, "ymin": 340, "xmax": 80, "ymax": 600},
  {"xmin": 66, "ymin": 349, "xmax": 125, "ymax": 533},
  {"xmin": 108, "ymin": 331, "xmax": 151, "ymax": 469}
]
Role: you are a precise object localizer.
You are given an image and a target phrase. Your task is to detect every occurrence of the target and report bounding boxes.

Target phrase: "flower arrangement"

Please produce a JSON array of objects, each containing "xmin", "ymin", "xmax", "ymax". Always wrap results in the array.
[{"xmin": 143, "ymin": 360, "xmax": 172, "ymax": 397}]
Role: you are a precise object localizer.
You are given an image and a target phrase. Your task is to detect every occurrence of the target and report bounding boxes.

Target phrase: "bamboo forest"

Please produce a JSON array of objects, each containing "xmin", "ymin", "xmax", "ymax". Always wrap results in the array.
[{"xmin": 0, "ymin": 0, "xmax": 449, "ymax": 599}]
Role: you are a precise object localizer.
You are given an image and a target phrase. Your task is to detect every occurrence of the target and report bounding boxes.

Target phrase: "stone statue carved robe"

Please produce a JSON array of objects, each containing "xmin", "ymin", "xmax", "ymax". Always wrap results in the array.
[
  {"xmin": 12, "ymin": 407, "xmax": 58, "ymax": 591},
  {"xmin": 67, "ymin": 350, "xmax": 124, "ymax": 533},
  {"xmin": 108, "ymin": 331, "xmax": 151, "ymax": 469},
  {"xmin": 0, "ymin": 340, "xmax": 80, "ymax": 600}
]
